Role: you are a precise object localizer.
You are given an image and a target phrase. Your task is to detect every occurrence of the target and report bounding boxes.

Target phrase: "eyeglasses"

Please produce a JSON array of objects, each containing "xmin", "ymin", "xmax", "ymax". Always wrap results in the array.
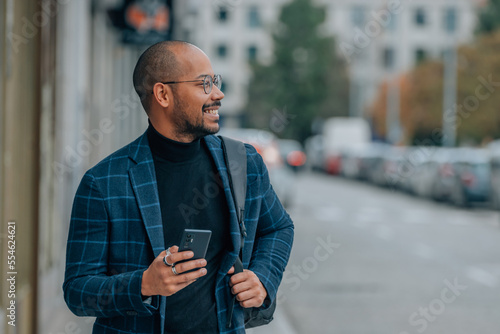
[{"xmin": 159, "ymin": 74, "xmax": 222, "ymax": 94}]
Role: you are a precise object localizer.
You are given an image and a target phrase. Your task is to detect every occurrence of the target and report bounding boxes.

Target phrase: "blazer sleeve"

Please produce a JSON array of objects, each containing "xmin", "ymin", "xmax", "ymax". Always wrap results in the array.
[
  {"xmin": 62, "ymin": 171, "xmax": 158, "ymax": 318},
  {"xmin": 247, "ymin": 148, "xmax": 294, "ymax": 308}
]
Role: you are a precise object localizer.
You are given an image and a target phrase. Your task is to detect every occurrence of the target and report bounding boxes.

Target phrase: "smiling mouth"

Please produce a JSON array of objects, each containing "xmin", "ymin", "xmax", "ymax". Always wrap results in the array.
[{"xmin": 203, "ymin": 109, "xmax": 219, "ymax": 115}]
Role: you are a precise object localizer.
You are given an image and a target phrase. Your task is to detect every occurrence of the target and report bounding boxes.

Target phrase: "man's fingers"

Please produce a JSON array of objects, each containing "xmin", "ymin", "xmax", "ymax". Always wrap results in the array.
[
  {"xmin": 173, "ymin": 259, "xmax": 207, "ymax": 275},
  {"xmin": 229, "ymin": 270, "xmax": 253, "ymax": 286},
  {"xmin": 239, "ymin": 297, "xmax": 264, "ymax": 308},
  {"xmin": 174, "ymin": 267, "xmax": 207, "ymax": 283},
  {"xmin": 231, "ymin": 281, "xmax": 252, "ymax": 295},
  {"xmin": 166, "ymin": 248, "xmax": 194, "ymax": 264},
  {"xmin": 227, "ymin": 266, "xmax": 235, "ymax": 275},
  {"xmin": 234, "ymin": 289, "xmax": 254, "ymax": 302}
]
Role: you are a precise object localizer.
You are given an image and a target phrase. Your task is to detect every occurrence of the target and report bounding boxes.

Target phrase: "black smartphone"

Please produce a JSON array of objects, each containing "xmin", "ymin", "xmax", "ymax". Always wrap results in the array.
[{"xmin": 177, "ymin": 229, "xmax": 212, "ymax": 260}]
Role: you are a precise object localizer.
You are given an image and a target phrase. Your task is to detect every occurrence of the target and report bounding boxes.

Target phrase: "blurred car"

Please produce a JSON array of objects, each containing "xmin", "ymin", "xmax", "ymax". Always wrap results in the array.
[
  {"xmin": 276, "ymin": 139, "xmax": 307, "ymax": 173},
  {"xmin": 429, "ymin": 147, "xmax": 458, "ymax": 202},
  {"xmin": 488, "ymin": 140, "xmax": 500, "ymax": 210},
  {"xmin": 381, "ymin": 146, "xmax": 408, "ymax": 189},
  {"xmin": 322, "ymin": 117, "xmax": 371, "ymax": 175},
  {"xmin": 431, "ymin": 147, "xmax": 491, "ymax": 207},
  {"xmin": 304, "ymin": 134, "xmax": 324, "ymax": 172},
  {"xmin": 341, "ymin": 142, "xmax": 389, "ymax": 181},
  {"xmin": 448, "ymin": 148, "xmax": 491, "ymax": 207},
  {"xmin": 218, "ymin": 127, "xmax": 295, "ymax": 207},
  {"xmin": 404, "ymin": 146, "xmax": 434, "ymax": 196}
]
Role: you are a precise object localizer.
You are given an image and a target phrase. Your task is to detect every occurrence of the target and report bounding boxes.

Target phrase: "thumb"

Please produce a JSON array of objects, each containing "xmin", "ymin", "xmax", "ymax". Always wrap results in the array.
[{"xmin": 227, "ymin": 266, "xmax": 235, "ymax": 275}]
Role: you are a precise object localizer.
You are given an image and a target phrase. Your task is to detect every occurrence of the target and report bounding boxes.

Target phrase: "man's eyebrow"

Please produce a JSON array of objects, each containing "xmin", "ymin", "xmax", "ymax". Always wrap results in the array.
[{"xmin": 195, "ymin": 73, "xmax": 214, "ymax": 79}]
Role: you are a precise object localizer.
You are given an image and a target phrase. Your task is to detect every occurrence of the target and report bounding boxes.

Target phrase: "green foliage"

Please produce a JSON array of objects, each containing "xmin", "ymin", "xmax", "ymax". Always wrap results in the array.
[
  {"xmin": 477, "ymin": 0, "xmax": 500, "ymax": 35},
  {"xmin": 371, "ymin": 31, "xmax": 500, "ymax": 146},
  {"xmin": 244, "ymin": 0, "xmax": 349, "ymax": 142}
]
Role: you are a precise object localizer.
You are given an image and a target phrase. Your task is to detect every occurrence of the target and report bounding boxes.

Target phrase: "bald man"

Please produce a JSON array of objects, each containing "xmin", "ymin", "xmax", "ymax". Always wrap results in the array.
[{"xmin": 63, "ymin": 41, "xmax": 294, "ymax": 334}]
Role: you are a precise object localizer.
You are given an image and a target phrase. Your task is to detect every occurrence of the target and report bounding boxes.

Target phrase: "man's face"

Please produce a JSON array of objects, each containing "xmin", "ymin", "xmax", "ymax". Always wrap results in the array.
[{"xmin": 169, "ymin": 49, "xmax": 224, "ymax": 141}]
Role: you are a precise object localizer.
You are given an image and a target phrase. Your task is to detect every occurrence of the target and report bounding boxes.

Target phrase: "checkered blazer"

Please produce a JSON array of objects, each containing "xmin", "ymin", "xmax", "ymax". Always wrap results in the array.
[{"xmin": 63, "ymin": 131, "xmax": 294, "ymax": 334}]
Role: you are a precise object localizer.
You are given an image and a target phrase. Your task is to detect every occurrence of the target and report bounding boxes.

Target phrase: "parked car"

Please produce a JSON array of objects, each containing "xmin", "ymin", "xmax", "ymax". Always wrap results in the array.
[
  {"xmin": 304, "ymin": 134, "xmax": 324, "ymax": 172},
  {"xmin": 488, "ymin": 140, "xmax": 500, "ymax": 210},
  {"xmin": 381, "ymin": 146, "xmax": 408, "ymax": 189},
  {"xmin": 341, "ymin": 142, "xmax": 389, "ymax": 180},
  {"xmin": 276, "ymin": 139, "xmax": 307, "ymax": 173},
  {"xmin": 448, "ymin": 148, "xmax": 491, "ymax": 207},
  {"xmin": 429, "ymin": 147, "xmax": 458, "ymax": 202},
  {"xmin": 218, "ymin": 127, "xmax": 295, "ymax": 207},
  {"xmin": 430, "ymin": 147, "xmax": 491, "ymax": 207},
  {"xmin": 322, "ymin": 117, "xmax": 371, "ymax": 175},
  {"xmin": 404, "ymin": 146, "xmax": 435, "ymax": 196}
]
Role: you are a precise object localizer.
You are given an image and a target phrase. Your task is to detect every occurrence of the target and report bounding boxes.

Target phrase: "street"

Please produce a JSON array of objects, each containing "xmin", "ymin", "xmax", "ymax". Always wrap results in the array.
[
  {"xmin": 48, "ymin": 171, "xmax": 500, "ymax": 334},
  {"xmin": 254, "ymin": 171, "xmax": 500, "ymax": 334}
]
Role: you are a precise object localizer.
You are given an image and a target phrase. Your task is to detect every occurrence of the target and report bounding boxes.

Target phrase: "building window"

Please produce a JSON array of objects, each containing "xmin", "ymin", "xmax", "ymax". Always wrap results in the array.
[
  {"xmin": 383, "ymin": 47, "xmax": 395, "ymax": 69},
  {"xmin": 444, "ymin": 7, "xmax": 457, "ymax": 33},
  {"xmin": 218, "ymin": 7, "xmax": 228, "ymax": 22},
  {"xmin": 248, "ymin": 46, "xmax": 258, "ymax": 62},
  {"xmin": 248, "ymin": 7, "xmax": 261, "ymax": 28},
  {"xmin": 415, "ymin": 48, "xmax": 427, "ymax": 65},
  {"xmin": 217, "ymin": 45, "xmax": 228, "ymax": 58},
  {"xmin": 414, "ymin": 8, "xmax": 426, "ymax": 26},
  {"xmin": 351, "ymin": 6, "xmax": 365, "ymax": 26}
]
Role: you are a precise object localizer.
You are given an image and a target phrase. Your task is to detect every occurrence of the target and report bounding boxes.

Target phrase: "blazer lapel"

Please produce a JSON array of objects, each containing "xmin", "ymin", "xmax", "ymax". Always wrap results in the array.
[
  {"xmin": 128, "ymin": 133, "xmax": 165, "ymax": 257},
  {"xmin": 204, "ymin": 136, "xmax": 241, "ymax": 276}
]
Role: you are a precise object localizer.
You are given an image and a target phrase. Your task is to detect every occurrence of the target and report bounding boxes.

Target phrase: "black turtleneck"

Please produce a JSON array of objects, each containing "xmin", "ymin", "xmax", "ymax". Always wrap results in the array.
[{"xmin": 147, "ymin": 122, "xmax": 230, "ymax": 334}]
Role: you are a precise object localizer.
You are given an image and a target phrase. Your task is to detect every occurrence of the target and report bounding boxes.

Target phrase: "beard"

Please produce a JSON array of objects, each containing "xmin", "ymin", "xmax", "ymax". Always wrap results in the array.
[{"xmin": 172, "ymin": 97, "xmax": 220, "ymax": 141}]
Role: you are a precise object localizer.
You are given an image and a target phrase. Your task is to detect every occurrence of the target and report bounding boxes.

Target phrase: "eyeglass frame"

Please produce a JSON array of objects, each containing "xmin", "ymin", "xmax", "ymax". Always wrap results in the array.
[{"xmin": 155, "ymin": 74, "xmax": 222, "ymax": 95}]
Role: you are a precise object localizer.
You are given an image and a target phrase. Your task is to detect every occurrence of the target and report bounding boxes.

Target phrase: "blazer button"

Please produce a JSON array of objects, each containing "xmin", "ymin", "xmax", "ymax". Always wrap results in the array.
[{"xmin": 126, "ymin": 311, "xmax": 138, "ymax": 316}]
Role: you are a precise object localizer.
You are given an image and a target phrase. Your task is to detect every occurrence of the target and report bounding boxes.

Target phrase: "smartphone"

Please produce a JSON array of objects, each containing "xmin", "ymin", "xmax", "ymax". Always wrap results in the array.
[{"xmin": 177, "ymin": 229, "xmax": 212, "ymax": 261}]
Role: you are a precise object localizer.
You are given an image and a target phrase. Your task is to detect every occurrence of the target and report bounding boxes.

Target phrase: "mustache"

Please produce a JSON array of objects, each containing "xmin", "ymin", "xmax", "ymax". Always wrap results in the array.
[{"xmin": 202, "ymin": 101, "xmax": 221, "ymax": 109}]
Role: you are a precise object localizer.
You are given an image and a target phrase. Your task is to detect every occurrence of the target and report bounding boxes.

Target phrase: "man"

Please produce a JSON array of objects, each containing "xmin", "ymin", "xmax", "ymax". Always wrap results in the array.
[{"xmin": 63, "ymin": 41, "xmax": 294, "ymax": 334}]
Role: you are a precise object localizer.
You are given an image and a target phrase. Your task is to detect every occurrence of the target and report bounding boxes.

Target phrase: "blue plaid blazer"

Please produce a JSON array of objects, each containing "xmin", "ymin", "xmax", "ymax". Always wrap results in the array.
[{"xmin": 63, "ymin": 132, "xmax": 294, "ymax": 334}]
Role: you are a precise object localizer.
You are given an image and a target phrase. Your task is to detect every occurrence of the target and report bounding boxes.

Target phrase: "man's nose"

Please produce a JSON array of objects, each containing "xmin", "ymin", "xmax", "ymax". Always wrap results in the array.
[{"xmin": 212, "ymin": 85, "xmax": 224, "ymax": 100}]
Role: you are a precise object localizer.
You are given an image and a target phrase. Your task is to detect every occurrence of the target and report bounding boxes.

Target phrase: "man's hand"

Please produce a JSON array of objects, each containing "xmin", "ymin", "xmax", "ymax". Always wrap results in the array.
[
  {"xmin": 141, "ymin": 246, "xmax": 207, "ymax": 297},
  {"xmin": 228, "ymin": 267, "xmax": 267, "ymax": 308}
]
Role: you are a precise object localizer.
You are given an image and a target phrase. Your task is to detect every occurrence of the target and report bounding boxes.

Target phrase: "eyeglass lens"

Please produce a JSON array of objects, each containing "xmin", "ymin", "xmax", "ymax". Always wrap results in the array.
[{"xmin": 203, "ymin": 75, "xmax": 222, "ymax": 94}]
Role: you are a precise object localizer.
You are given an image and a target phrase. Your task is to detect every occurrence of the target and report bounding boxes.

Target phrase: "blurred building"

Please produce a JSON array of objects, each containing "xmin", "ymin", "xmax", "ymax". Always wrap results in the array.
[
  {"xmin": 0, "ymin": 0, "xmax": 485, "ymax": 333},
  {"xmin": 176, "ymin": 0, "xmax": 480, "ymax": 127},
  {"xmin": 175, "ymin": 0, "xmax": 290, "ymax": 128},
  {"xmin": 0, "ymin": 0, "xmax": 175, "ymax": 333}
]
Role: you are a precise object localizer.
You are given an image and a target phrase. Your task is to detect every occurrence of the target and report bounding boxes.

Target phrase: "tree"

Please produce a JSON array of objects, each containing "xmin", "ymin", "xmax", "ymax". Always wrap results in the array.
[
  {"xmin": 244, "ymin": 0, "xmax": 349, "ymax": 143},
  {"xmin": 370, "ymin": 31, "xmax": 500, "ymax": 146},
  {"xmin": 477, "ymin": 0, "xmax": 500, "ymax": 35}
]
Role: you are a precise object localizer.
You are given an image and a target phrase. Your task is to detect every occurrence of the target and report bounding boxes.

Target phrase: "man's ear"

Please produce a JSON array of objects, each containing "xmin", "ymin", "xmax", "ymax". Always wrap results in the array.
[{"xmin": 152, "ymin": 83, "xmax": 170, "ymax": 108}]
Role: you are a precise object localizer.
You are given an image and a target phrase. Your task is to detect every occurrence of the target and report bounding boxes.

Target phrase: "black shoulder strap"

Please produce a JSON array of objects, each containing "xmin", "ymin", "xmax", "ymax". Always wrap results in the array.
[
  {"xmin": 219, "ymin": 135, "xmax": 248, "ymax": 328},
  {"xmin": 219, "ymin": 135, "xmax": 247, "ymax": 232}
]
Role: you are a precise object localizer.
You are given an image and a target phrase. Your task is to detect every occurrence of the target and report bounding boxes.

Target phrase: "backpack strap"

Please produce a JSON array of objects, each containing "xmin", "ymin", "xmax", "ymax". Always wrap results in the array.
[
  {"xmin": 218, "ymin": 135, "xmax": 247, "ymax": 328},
  {"xmin": 218, "ymin": 135, "xmax": 247, "ymax": 244}
]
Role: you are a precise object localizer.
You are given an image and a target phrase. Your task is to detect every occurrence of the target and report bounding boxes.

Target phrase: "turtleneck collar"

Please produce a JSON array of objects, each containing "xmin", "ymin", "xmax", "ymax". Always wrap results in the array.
[{"xmin": 147, "ymin": 120, "xmax": 202, "ymax": 163}]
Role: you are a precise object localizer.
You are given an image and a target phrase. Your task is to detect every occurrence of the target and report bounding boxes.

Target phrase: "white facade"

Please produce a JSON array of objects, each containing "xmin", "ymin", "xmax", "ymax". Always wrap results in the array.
[
  {"xmin": 175, "ymin": 0, "xmax": 480, "ymax": 125},
  {"xmin": 174, "ymin": 0, "xmax": 289, "ymax": 127}
]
